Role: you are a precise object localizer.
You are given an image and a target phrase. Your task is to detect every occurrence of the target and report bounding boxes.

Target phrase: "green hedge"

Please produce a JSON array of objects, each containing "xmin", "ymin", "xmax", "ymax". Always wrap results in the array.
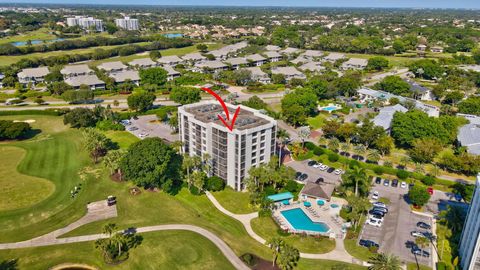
[{"xmin": 0, "ymin": 108, "xmax": 69, "ymax": 116}]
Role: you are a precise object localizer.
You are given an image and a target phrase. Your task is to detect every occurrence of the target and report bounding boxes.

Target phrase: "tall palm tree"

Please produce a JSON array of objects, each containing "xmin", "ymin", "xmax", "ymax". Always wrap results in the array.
[
  {"xmin": 276, "ymin": 128, "xmax": 289, "ymax": 167},
  {"xmin": 103, "ymin": 223, "xmax": 117, "ymax": 237},
  {"xmin": 318, "ymin": 137, "xmax": 328, "ymax": 148},
  {"xmin": 353, "ymin": 144, "xmax": 367, "ymax": 160},
  {"xmin": 368, "ymin": 253, "xmax": 402, "ymax": 270},
  {"xmin": 328, "ymin": 138, "xmax": 340, "ymax": 152},
  {"xmin": 267, "ymin": 237, "xmax": 284, "ymax": 267},
  {"xmin": 399, "ymin": 156, "xmax": 411, "ymax": 169},
  {"xmin": 277, "ymin": 244, "xmax": 300, "ymax": 270},
  {"xmin": 367, "ymin": 149, "xmax": 381, "ymax": 163},
  {"xmin": 340, "ymin": 142, "xmax": 351, "ymax": 156},
  {"xmin": 343, "ymin": 166, "xmax": 368, "ymax": 196}
]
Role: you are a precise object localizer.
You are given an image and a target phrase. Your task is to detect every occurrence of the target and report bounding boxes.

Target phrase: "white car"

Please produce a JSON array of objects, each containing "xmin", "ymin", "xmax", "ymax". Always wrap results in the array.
[
  {"xmin": 372, "ymin": 202, "xmax": 387, "ymax": 208},
  {"xmin": 400, "ymin": 181, "xmax": 407, "ymax": 189},
  {"xmin": 139, "ymin": 133, "xmax": 149, "ymax": 138},
  {"xmin": 319, "ymin": 165, "xmax": 328, "ymax": 171},
  {"xmin": 372, "ymin": 191, "xmax": 379, "ymax": 200},
  {"xmin": 334, "ymin": 169, "xmax": 343, "ymax": 175},
  {"xmin": 313, "ymin": 163, "xmax": 323, "ymax": 168},
  {"xmin": 367, "ymin": 218, "xmax": 382, "ymax": 227},
  {"xmin": 411, "ymin": 231, "xmax": 424, "ymax": 238}
]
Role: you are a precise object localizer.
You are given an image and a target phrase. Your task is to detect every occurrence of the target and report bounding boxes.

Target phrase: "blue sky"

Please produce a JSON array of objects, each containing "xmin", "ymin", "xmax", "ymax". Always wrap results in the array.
[{"xmin": 1, "ymin": 0, "xmax": 479, "ymax": 9}]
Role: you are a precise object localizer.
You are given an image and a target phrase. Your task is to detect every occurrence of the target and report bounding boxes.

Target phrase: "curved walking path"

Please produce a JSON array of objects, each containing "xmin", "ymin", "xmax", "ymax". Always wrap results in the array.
[{"xmin": 205, "ymin": 192, "xmax": 364, "ymax": 265}]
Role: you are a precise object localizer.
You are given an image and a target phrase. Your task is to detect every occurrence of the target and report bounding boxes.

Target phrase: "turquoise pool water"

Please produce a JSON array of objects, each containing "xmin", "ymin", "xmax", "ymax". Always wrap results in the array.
[
  {"xmin": 163, "ymin": 33, "xmax": 183, "ymax": 38},
  {"xmin": 11, "ymin": 38, "xmax": 64, "ymax": 46},
  {"xmin": 322, "ymin": 106, "xmax": 338, "ymax": 112},
  {"xmin": 280, "ymin": 208, "xmax": 330, "ymax": 233}
]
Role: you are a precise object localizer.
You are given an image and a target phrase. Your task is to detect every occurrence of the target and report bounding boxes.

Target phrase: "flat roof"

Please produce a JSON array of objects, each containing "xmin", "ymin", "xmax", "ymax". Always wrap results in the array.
[
  {"xmin": 267, "ymin": 192, "xmax": 294, "ymax": 202},
  {"xmin": 181, "ymin": 101, "xmax": 275, "ymax": 131}
]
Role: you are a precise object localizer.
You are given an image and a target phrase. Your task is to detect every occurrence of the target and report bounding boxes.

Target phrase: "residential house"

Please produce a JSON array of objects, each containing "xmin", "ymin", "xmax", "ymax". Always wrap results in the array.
[
  {"xmin": 415, "ymin": 102, "xmax": 440, "ymax": 117},
  {"xmin": 457, "ymin": 114, "xmax": 480, "ymax": 155},
  {"xmin": 243, "ymin": 67, "xmax": 271, "ymax": 84},
  {"xmin": 416, "ymin": 44, "xmax": 427, "ymax": 51},
  {"xmin": 194, "ymin": 61, "xmax": 228, "ymax": 73},
  {"xmin": 17, "ymin": 66, "xmax": 50, "ymax": 86},
  {"xmin": 162, "ymin": 65, "xmax": 181, "ymax": 81},
  {"xmin": 265, "ymin": 45, "xmax": 281, "ymax": 51},
  {"xmin": 341, "ymin": 58, "xmax": 368, "ymax": 70},
  {"xmin": 61, "ymin": 65, "xmax": 94, "ymax": 78},
  {"xmin": 246, "ymin": 54, "xmax": 267, "ymax": 66},
  {"xmin": 64, "ymin": 75, "xmax": 105, "ymax": 90},
  {"xmin": 223, "ymin": 57, "xmax": 248, "ymax": 70},
  {"xmin": 301, "ymin": 50, "xmax": 324, "ymax": 60},
  {"xmin": 209, "ymin": 49, "xmax": 229, "ymax": 60},
  {"xmin": 263, "ymin": 51, "xmax": 282, "ymax": 62},
  {"xmin": 298, "ymin": 61, "xmax": 325, "ymax": 73},
  {"xmin": 431, "ymin": 46, "xmax": 444, "ymax": 53},
  {"xmin": 109, "ymin": 70, "xmax": 140, "ymax": 86},
  {"xmin": 271, "ymin": 66, "xmax": 306, "ymax": 81},
  {"xmin": 405, "ymin": 79, "xmax": 435, "ymax": 101},
  {"xmin": 372, "ymin": 104, "xmax": 408, "ymax": 133},
  {"xmin": 290, "ymin": 55, "xmax": 309, "ymax": 65},
  {"xmin": 157, "ymin": 55, "xmax": 183, "ymax": 66},
  {"xmin": 128, "ymin": 58, "xmax": 158, "ymax": 69},
  {"xmin": 97, "ymin": 61, "xmax": 128, "ymax": 74},
  {"xmin": 280, "ymin": 47, "xmax": 300, "ymax": 56},
  {"xmin": 323, "ymin": 53, "xmax": 346, "ymax": 63},
  {"xmin": 181, "ymin": 52, "xmax": 206, "ymax": 63}
]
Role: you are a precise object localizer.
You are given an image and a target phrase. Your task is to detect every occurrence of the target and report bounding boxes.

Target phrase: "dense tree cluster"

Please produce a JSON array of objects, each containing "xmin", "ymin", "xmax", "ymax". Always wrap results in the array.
[
  {"xmin": 0, "ymin": 120, "xmax": 31, "ymax": 140},
  {"xmin": 169, "ymin": 87, "xmax": 201, "ymax": 105}
]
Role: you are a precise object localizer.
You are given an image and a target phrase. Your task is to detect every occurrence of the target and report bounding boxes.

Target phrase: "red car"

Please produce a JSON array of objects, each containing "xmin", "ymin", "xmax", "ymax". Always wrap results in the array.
[{"xmin": 427, "ymin": 187, "xmax": 434, "ymax": 195}]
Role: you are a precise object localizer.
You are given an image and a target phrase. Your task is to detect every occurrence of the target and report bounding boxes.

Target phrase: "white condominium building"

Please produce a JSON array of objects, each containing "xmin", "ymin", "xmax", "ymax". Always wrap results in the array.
[
  {"xmin": 66, "ymin": 16, "xmax": 103, "ymax": 31},
  {"xmin": 459, "ymin": 174, "xmax": 480, "ymax": 270},
  {"xmin": 178, "ymin": 101, "xmax": 277, "ymax": 191},
  {"xmin": 115, "ymin": 17, "xmax": 139, "ymax": 31}
]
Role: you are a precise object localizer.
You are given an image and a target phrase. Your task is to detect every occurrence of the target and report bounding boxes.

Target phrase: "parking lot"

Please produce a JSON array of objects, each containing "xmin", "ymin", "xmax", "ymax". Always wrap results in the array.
[
  {"xmin": 360, "ymin": 181, "xmax": 434, "ymax": 267},
  {"xmin": 285, "ymin": 159, "xmax": 342, "ymax": 185},
  {"xmin": 124, "ymin": 115, "xmax": 179, "ymax": 143}
]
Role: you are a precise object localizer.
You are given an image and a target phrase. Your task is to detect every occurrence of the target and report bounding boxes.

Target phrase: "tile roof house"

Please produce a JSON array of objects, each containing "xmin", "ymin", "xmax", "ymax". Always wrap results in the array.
[
  {"xmin": 405, "ymin": 79, "xmax": 435, "ymax": 101},
  {"xmin": 280, "ymin": 47, "xmax": 301, "ymax": 56},
  {"xmin": 265, "ymin": 45, "xmax": 281, "ymax": 51},
  {"xmin": 128, "ymin": 58, "xmax": 158, "ymax": 69},
  {"xmin": 194, "ymin": 61, "xmax": 228, "ymax": 73},
  {"xmin": 341, "ymin": 58, "xmax": 368, "ymax": 70},
  {"xmin": 290, "ymin": 55, "xmax": 309, "ymax": 65},
  {"xmin": 181, "ymin": 52, "xmax": 206, "ymax": 63},
  {"xmin": 162, "ymin": 65, "xmax": 181, "ymax": 81},
  {"xmin": 109, "ymin": 70, "xmax": 140, "ymax": 85},
  {"xmin": 64, "ymin": 75, "xmax": 105, "ymax": 90},
  {"xmin": 263, "ymin": 51, "xmax": 282, "ymax": 62},
  {"xmin": 61, "ymin": 65, "xmax": 94, "ymax": 78},
  {"xmin": 223, "ymin": 57, "xmax": 248, "ymax": 70},
  {"xmin": 243, "ymin": 67, "xmax": 271, "ymax": 84},
  {"xmin": 372, "ymin": 104, "xmax": 408, "ymax": 132},
  {"xmin": 156, "ymin": 55, "xmax": 183, "ymax": 66},
  {"xmin": 246, "ymin": 54, "xmax": 267, "ymax": 66},
  {"xmin": 271, "ymin": 66, "xmax": 306, "ymax": 81},
  {"xmin": 299, "ymin": 61, "xmax": 326, "ymax": 73},
  {"xmin": 457, "ymin": 114, "xmax": 480, "ymax": 155},
  {"xmin": 97, "ymin": 61, "xmax": 128, "ymax": 73},
  {"xmin": 17, "ymin": 66, "xmax": 50, "ymax": 85},
  {"xmin": 323, "ymin": 52, "xmax": 346, "ymax": 63},
  {"xmin": 301, "ymin": 50, "xmax": 324, "ymax": 59}
]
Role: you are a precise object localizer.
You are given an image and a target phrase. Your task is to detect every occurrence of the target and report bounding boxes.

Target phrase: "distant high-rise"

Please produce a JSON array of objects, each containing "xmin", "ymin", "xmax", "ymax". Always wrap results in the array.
[
  {"xmin": 459, "ymin": 174, "xmax": 480, "ymax": 270},
  {"xmin": 66, "ymin": 16, "xmax": 103, "ymax": 32},
  {"xmin": 115, "ymin": 17, "xmax": 139, "ymax": 31}
]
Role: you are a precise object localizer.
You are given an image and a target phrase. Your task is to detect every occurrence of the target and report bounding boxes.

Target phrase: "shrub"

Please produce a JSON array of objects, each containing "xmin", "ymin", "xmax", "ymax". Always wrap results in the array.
[
  {"xmin": 328, "ymin": 153, "xmax": 340, "ymax": 162},
  {"xmin": 305, "ymin": 141, "xmax": 316, "ymax": 150},
  {"xmin": 421, "ymin": 176, "xmax": 436, "ymax": 186},
  {"xmin": 349, "ymin": 160, "xmax": 360, "ymax": 169},
  {"xmin": 96, "ymin": 120, "xmax": 125, "ymax": 131},
  {"xmin": 368, "ymin": 246, "xmax": 379, "ymax": 253},
  {"xmin": 373, "ymin": 167, "xmax": 385, "ymax": 175},
  {"xmin": 313, "ymin": 147, "xmax": 324, "ymax": 156},
  {"xmin": 206, "ymin": 176, "xmax": 225, "ymax": 191},
  {"xmin": 284, "ymin": 180, "xmax": 299, "ymax": 193},
  {"xmin": 0, "ymin": 120, "xmax": 31, "ymax": 140},
  {"xmin": 396, "ymin": 170, "xmax": 409, "ymax": 179}
]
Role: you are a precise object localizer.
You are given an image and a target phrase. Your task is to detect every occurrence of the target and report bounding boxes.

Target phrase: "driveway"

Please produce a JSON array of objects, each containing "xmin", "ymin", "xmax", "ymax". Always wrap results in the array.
[
  {"xmin": 361, "ymin": 182, "xmax": 433, "ymax": 267},
  {"xmin": 285, "ymin": 159, "xmax": 342, "ymax": 185},
  {"xmin": 127, "ymin": 115, "xmax": 179, "ymax": 143}
]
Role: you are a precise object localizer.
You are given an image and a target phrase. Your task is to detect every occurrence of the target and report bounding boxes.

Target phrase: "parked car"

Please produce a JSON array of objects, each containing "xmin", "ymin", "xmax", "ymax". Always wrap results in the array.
[
  {"xmin": 327, "ymin": 167, "xmax": 335, "ymax": 173},
  {"xmin": 315, "ymin": 177, "xmax": 324, "ymax": 184},
  {"xmin": 307, "ymin": 160, "xmax": 317, "ymax": 167},
  {"xmin": 139, "ymin": 132, "xmax": 149, "ymax": 138},
  {"xmin": 411, "ymin": 231, "xmax": 424, "ymax": 238},
  {"xmin": 107, "ymin": 195, "xmax": 116, "ymax": 206},
  {"xmin": 372, "ymin": 191, "xmax": 379, "ymax": 200},
  {"xmin": 400, "ymin": 181, "xmax": 407, "ymax": 189},
  {"xmin": 295, "ymin": 172, "xmax": 302, "ymax": 180},
  {"xmin": 334, "ymin": 169, "xmax": 343, "ymax": 175},
  {"xmin": 370, "ymin": 214, "xmax": 384, "ymax": 220},
  {"xmin": 127, "ymin": 126, "xmax": 138, "ymax": 131},
  {"xmin": 383, "ymin": 179, "xmax": 390, "ymax": 186},
  {"xmin": 299, "ymin": 173, "xmax": 308, "ymax": 181},
  {"xmin": 392, "ymin": 179, "xmax": 399, "ymax": 187},
  {"xmin": 422, "ymin": 232, "xmax": 436, "ymax": 240},
  {"xmin": 405, "ymin": 240, "xmax": 418, "ymax": 249},
  {"xmin": 417, "ymin": 221, "xmax": 431, "ymax": 230},
  {"xmin": 359, "ymin": 239, "xmax": 379, "ymax": 248},
  {"xmin": 313, "ymin": 162, "xmax": 322, "ymax": 168},
  {"xmin": 427, "ymin": 187, "xmax": 434, "ymax": 195},
  {"xmin": 412, "ymin": 246, "xmax": 422, "ymax": 255},
  {"xmin": 422, "ymin": 250, "xmax": 430, "ymax": 258},
  {"xmin": 319, "ymin": 165, "xmax": 328, "ymax": 171},
  {"xmin": 369, "ymin": 210, "xmax": 385, "ymax": 217},
  {"xmin": 373, "ymin": 202, "xmax": 387, "ymax": 208},
  {"xmin": 375, "ymin": 177, "xmax": 382, "ymax": 184},
  {"xmin": 367, "ymin": 218, "xmax": 382, "ymax": 227}
]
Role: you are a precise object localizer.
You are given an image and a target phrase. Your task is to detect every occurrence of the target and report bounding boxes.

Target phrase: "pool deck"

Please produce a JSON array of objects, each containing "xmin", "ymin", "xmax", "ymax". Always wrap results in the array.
[{"xmin": 272, "ymin": 197, "xmax": 346, "ymax": 239}]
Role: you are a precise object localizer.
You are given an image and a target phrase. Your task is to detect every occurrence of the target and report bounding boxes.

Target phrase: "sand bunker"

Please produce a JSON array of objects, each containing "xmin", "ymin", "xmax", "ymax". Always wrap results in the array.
[{"xmin": 13, "ymin": 119, "xmax": 36, "ymax": 123}]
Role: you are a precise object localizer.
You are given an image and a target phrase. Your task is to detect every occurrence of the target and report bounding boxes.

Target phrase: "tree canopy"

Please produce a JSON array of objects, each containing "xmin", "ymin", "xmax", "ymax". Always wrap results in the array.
[{"xmin": 169, "ymin": 87, "xmax": 201, "ymax": 105}]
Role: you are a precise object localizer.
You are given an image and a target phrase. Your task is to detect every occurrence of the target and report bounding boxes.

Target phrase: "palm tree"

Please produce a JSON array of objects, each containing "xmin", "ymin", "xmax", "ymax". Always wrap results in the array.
[
  {"xmin": 368, "ymin": 253, "xmax": 401, "ymax": 270},
  {"xmin": 399, "ymin": 156, "xmax": 411, "ymax": 169},
  {"xmin": 353, "ymin": 144, "xmax": 367, "ymax": 160},
  {"xmin": 367, "ymin": 149, "xmax": 381, "ymax": 163},
  {"xmin": 343, "ymin": 166, "xmax": 368, "ymax": 196},
  {"xmin": 318, "ymin": 137, "xmax": 328, "ymax": 148},
  {"xmin": 340, "ymin": 142, "xmax": 351, "ymax": 156},
  {"xmin": 103, "ymin": 150, "xmax": 125, "ymax": 177},
  {"xmin": 182, "ymin": 154, "xmax": 201, "ymax": 188},
  {"xmin": 328, "ymin": 138, "xmax": 340, "ymax": 152},
  {"xmin": 277, "ymin": 244, "xmax": 300, "ymax": 270},
  {"xmin": 276, "ymin": 128, "xmax": 289, "ymax": 167},
  {"xmin": 103, "ymin": 223, "xmax": 117, "ymax": 237},
  {"xmin": 267, "ymin": 237, "xmax": 284, "ymax": 267},
  {"xmin": 112, "ymin": 231, "xmax": 127, "ymax": 257}
]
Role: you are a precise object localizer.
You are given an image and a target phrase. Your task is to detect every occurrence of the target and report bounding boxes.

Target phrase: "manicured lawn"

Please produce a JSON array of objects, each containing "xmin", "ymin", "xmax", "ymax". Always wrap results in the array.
[
  {"xmin": 307, "ymin": 114, "xmax": 329, "ymax": 129},
  {"xmin": 0, "ymin": 28, "xmax": 56, "ymax": 44},
  {"xmin": 211, "ymin": 188, "xmax": 256, "ymax": 214},
  {"xmin": 0, "ymin": 146, "xmax": 55, "ymax": 211},
  {"xmin": 407, "ymin": 262, "xmax": 432, "ymax": 270},
  {"xmin": 298, "ymin": 259, "xmax": 367, "ymax": 270},
  {"xmin": 251, "ymin": 216, "xmax": 336, "ymax": 254},
  {"xmin": 344, "ymin": 239, "xmax": 375, "ymax": 262},
  {"xmin": 103, "ymin": 130, "xmax": 140, "ymax": 149},
  {"xmin": 0, "ymin": 230, "xmax": 236, "ymax": 270}
]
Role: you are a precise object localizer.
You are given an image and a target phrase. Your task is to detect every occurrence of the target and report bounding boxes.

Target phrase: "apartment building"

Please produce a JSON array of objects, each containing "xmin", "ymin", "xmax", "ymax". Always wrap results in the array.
[
  {"xmin": 115, "ymin": 17, "xmax": 139, "ymax": 31},
  {"xmin": 459, "ymin": 174, "xmax": 480, "ymax": 270},
  {"xmin": 66, "ymin": 16, "xmax": 103, "ymax": 31},
  {"xmin": 178, "ymin": 101, "xmax": 277, "ymax": 191}
]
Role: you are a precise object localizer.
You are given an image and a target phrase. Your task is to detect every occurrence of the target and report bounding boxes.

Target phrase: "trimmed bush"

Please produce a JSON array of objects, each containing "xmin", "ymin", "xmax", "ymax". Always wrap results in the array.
[
  {"xmin": 313, "ymin": 146, "xmax": 324, "ymax": 156},
  {"xmin": 96, "ymin": 120, "xmax": 125, "ymax": 131},
  {"xmin": 349, "ymin": 160, "xmax": 360, "ymax": 169},
  {"xmin": 305, "ymin": 141, "xmax": 316, "ymax": 150},
  {"xmin": 421, "ymin": 176, "xmax": 436, "ymax": 186},
  {"xmin": 328, "ymin": 153, "xmax": 340, "ymax": 162},
  {"xmin": 373, "ymin": 167, "xmax": 385, "ymax": 175},
  {"xmin": 396, "ymin": 169, "xmax": 410, "ymax": 179},
  {"xmin": 284, "ymin": 180, "xmax": 299, "ymax": 193},
  {"xmin": 206, "ymin": 176, "xmax": 225, "ymax": 191}
]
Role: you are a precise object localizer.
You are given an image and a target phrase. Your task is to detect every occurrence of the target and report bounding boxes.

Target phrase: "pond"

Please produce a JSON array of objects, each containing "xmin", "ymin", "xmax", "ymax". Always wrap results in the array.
[
  {"xmin": 10, "ymin": 38, "xmax": 65, "ymax": 46},
  {"xmin": 163, "ymin": 33, "xmax": 183, "ymax": 38}
]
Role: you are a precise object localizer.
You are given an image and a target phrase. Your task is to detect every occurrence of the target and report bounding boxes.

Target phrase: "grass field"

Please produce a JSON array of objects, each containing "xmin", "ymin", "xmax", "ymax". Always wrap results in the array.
[
  {"xmin": 344, "ymin": 239, "xmax": 375, "ymax": 261},
  {"xmin": 407, "ymin": 262, "xmax": 432, "ymax": 270},
  {"xmin": 102, "ymin": 130, "xmax": 139, "ymax": 149},
  {"xmin": 0, "ymin": 28, "xmax": 56, "ymax": 45},
  {"xmin": 251, "ymin": 216, "xmax": 336, "ymax": 254},
  {"xmin": 211, "ymin": 188, "xmax": 256, "ymax": 214},
  {"xmin": 0, "ymin": 146, "xmax": 55, "ymax": 211}
]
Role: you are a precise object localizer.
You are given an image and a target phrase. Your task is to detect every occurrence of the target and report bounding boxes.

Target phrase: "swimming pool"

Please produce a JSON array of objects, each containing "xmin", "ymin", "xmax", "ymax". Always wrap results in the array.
[
  {"xmin": 280, "ymin": 208, "xmax": 330, "ymax": 233},
  {"xmin": 322, "ymin": 106, "xmax": 338, "ymax": 112},
  {"xmin": 163, "ymin": 33, "xmax": 183, "ymax": 38}
]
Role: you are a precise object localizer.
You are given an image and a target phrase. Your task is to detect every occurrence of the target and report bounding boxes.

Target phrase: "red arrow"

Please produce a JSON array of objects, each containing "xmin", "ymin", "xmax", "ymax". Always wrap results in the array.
[{"xmin": 200, "ymin": 87, "xmax": 241, "ymax": 132}]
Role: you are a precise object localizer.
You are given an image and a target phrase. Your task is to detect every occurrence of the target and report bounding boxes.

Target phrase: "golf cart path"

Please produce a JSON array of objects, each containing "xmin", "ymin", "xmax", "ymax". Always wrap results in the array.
[{"xmin": 205, "ymin": 192, "xmax": 364, "ymax": 265}]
